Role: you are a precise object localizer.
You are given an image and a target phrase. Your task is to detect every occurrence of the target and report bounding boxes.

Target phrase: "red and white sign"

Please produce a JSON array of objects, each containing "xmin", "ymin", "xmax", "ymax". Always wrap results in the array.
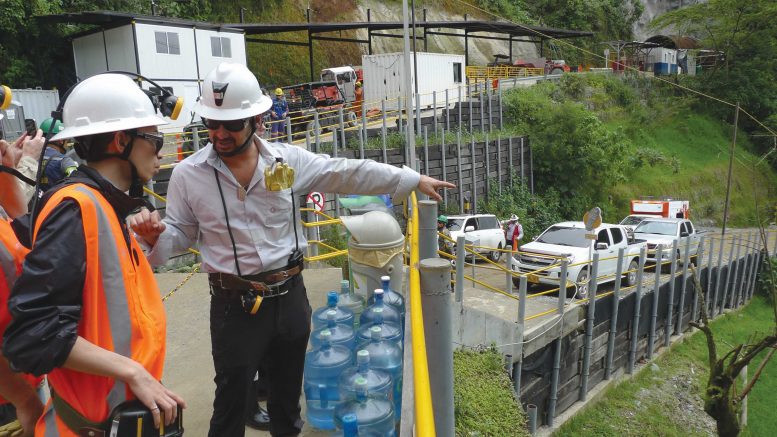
[{"xmin": 307, "ymin": 192, "xmax": 325, "ymax": 211}]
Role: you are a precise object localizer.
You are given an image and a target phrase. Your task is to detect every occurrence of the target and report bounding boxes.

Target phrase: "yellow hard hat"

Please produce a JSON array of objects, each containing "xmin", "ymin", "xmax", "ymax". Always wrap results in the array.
[
  {"xmin": 275, "ymin": 88, "xmax": 283, "ymax": 96},
  {"xmin": 355, "ymin": 81, "xmax": 362, "ymax": 87}
]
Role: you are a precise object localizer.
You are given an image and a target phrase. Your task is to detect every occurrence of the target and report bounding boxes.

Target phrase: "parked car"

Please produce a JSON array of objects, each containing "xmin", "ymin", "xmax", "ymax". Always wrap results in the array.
[
  {"xmin": 511, "ymin": 222, "xmax": 647, "ymax": 297},
  {"xmin": 619, "ymin": 214, "xmax": 654, "ymax": 240},
  {"xmin": 447, "ymin": 214, "xmax": 505, "ymax": 262},
  {"xmin": 633, "ymin": 218, "xmax": 701, "ymax": 270}
]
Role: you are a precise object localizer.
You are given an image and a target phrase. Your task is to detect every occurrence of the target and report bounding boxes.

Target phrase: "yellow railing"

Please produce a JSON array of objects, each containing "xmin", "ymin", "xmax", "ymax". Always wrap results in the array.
[
  {"xmin": 466, "ymin": 66, "xmax": 545, "ymax": 80},
  {"xmin": 408, "ymin": 192, "xmax": 436, "ymax": 437}
]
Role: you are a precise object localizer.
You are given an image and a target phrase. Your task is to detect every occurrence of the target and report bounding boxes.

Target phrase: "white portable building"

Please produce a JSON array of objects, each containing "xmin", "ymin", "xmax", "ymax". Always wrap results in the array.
[
  {"xmin": 8, "ymin": 89, "xmax": 60, "ymax": 126},
  {"xmin": 65, "ymin": 12, "xmax": 246, "ymax": 131},
  {"xmin": 361, "ymin": 52, "xmax": 466, "ymax": 111}
]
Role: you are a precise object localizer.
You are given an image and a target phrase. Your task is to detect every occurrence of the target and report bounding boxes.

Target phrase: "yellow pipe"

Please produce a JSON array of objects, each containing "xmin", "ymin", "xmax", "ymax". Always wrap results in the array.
[{"xmin": 409, "ymin": 192, "xmax": 436, "ymax": 437}]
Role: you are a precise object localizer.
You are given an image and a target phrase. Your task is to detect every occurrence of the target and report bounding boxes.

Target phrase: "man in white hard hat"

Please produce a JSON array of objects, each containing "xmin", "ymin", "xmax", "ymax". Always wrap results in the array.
[
  {"xmin": 3, "ymin": 74, "xmax": 186, "ymax": 436},
  {"xmin": 130, "ymin": 62, "xmax": 454, "ymax": 437},
  {"xmin": 505, "ymin": 214, "xmax": 524, "ymax": 250}
]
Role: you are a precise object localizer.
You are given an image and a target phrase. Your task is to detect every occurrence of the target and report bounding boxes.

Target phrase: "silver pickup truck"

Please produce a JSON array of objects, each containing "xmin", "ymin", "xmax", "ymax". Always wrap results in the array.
[
  {"xmin": 633, "ymin": 218, "xmax": 701, "ymax": 270},
  {"xmin": 511, "ymin": 222, "xmax": 647, "ymax": 298}
]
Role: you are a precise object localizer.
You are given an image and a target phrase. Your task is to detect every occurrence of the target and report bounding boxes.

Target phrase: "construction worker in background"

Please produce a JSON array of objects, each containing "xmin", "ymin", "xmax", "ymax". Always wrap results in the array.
[
  {"xmin": 2, "ymin": 73, "xmax": 186, "ymax": 436},
  {"xmin": 505, "ymin": 214, "xmax": 524, "ymax": 251},
  {"xmin": 437, "ymin": 215, "xmax": 453, "ymax": 255},
  {"xmin": 33, "ymin": 118, "xmax": 79, "ymax": 195},
  {"xmin": 353, "ymin": 81, "xmax": 364, "ymax": 114},
  {"xmin": 0, "ymin": 139, "xmax": 44, "ymax": 437},
  {"xmin": 129, "ymin": 62, "xmax": 455, "ymax": 437},
  {"xmin": 269, "ymin": 88, "xmax": 288, "ymax": 141}
]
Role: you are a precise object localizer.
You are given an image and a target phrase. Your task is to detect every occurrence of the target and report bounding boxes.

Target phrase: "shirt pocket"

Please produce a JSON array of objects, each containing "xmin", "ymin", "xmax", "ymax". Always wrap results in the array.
[{"xmin": 263, "ymin": 189, "xmax": 293, "ymax": 230}]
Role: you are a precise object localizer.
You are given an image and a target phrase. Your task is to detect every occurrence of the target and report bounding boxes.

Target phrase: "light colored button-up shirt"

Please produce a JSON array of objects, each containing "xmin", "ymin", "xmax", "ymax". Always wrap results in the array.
[{"xmin": 145, "ymin": 136, "xmax": 420, "ymax": 274}]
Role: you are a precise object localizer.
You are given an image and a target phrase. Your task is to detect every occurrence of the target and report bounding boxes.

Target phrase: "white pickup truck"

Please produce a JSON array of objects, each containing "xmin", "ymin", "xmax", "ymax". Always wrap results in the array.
[
  {"xmin": 510, "ymin": 222, "xmax": 647, "ymax": 298},
  {"xmin": 633, "ymin": 218, "xmax": 701, "ymax": 269}
]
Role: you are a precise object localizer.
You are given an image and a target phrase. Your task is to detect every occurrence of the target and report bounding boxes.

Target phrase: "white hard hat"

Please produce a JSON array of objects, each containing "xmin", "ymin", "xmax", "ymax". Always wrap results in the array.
[
  {"xmin": 51, "ymin": 74, "xmax": 167, "ymax": 141},
  {"xmin": 510, "ymin": 214, "xmax": 519, "ymax": 221},
  {"xmin": 194, "ymin": 63, "xmax": 272, "ymax": 121}
]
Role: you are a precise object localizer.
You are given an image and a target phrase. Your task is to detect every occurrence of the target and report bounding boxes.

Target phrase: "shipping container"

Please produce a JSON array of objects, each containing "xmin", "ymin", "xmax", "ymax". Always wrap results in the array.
[
  {"xmin": 70, "ymin": 17, "xmax": 245, "ymax": 131},
  {"xmin": 9, "ymin": 89, "xmax": 60, "ymax": 126},
  {"xmin": 361, "ymin": 52, "xmax": 466, "ymax": 111}
]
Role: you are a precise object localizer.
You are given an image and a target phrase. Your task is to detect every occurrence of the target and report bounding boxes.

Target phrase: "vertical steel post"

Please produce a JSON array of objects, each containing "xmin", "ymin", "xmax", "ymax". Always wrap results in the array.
[
  {"xmin": 332, "ymin": 130, "xmax": 340, "ymax": 218},
  {"xmin": 468, "ymin": 82, "xmax": 473, "ymax": 132},
  {"xmin": 628, "ymin": 247, "xmax": 646, "ymax": 373},
  {"xmin": 361, "ymin": 100, "xmax": 367, "ymax": 158},
  {"xmin": 713, "ymin": 234, "xmax": 726, "ymax": 316},
  {"xmin": 455, "ymin": 235, "xmax": 466, "ymax": 303},
  {"xmin": 305, "ymin": 130, "xmax": 310, "ymax": 150},
  {"xmin": 286, "ymin": 116, "xmax": 292, "ymax": 144},
  {"xmin": 513, "ymin": 276, "xmax": 528, "ymax": 396},
  {"xmin": 520, "ymin": 137, "xmax": 525, "ymax": 184},
  {"xmin": 457, "ymin": 130, "xmax": 463, "ymax": 214},
  {"xmin": 441, "ymin": 132, "xmax": 448, "ymax": 206},
  {"xmin": 606, "ymin": 248, "xmax": 625, "ymax": 380},
  {"xmin": 479, "ymin": 84, "xmax": 485, "ymax": 133},
  {"xmin": 419, "ymin": 200, "xmax": 438, "ymax": 261},
  {"xmin": 506, "ymin": 244, "xmax": 514, "ymax": 294},
  {"xmin": 381, "ymin": 100, "xmax": 388, "ymax": 163},
  {"xmin": 743, "ymin": 234, "xmax": 756, "ymax": 302},
  {"xmin": 677, "ymin": 238, "xmax": 691, "ymax": 334},
  {"xmin": 306, "ymin": 201, "xmax": 319, "ymax": 261},
  {"xmin": 457, "ymin": 84, "xmax": 462, "ymax": 130},
  {"xmin": 433, "ymin": 91, "xmax": 438, "ymax": 139},
  {"xmin": 748, "ymin": 238, "xmax": 763, "ymax": 301},
  {"xmin": 664, "ymin": 239, "xmax": 679, "ymax": 347},
  {"xmin": 579, "ymin": 253, "xmax": 599, "ymax": 400},
  {"xmin": 338, "ymin": 108, "xmax": 347, "ymax": 149},
  {"xmin": 706, "ymin": 237, "xmax": 715, "ymax": 313},
  {"xmin": 737, "ymin": 233, "xmax": 751, "ymax": 307},
  {"xmin": 691, "ymin": 236, "xmax": 706, "ymax": 323},
  {"xmin": 471, "ymin": 137, "xmax": 477, "ymax": 214},
  {"xmin": 415, "ymin": 93, "xmax": 422, "ymax": 134},
  {"xmin": 487, "ymin": 84, "xmax": 493, "ymax": 133},
  {"xmin": 484, "ymin": 134, "xmax": 490, "ymax": 200},
  {"xmin": 497, "ymin": 135, "xmax": 502, "ymax": 193},
  {"xmin": 445, "ymin": 88, "xmax": 450, "ymax": 131},
  {"xmin": 730, "ymin": 235, "xmax": 743, "ymax": 308},
  {"xmin": 313, "ymin": 111, "xmax": 320, "ymax": 153},
  {"xmin": 498, "ymin": 79, "xmax": 504, "ymax": 130},
  {"xmin": 508, "ymin": 137, "xmax": 513, "ymax": 188},
  {"xmin": 358, "ymin": 116, "xmax": 365, "ymax": 159},
  {"xmin": 421, "ymin": 126, "xmax": 429, "ymax": 175},
  {"xmin": 547, "ymin": 260, "xmax": 568, "ymax": 425},
  {"xmin": 192, "ymin": 127, "xmax": 201, "ymax": 152},
  {"xmin": 721, "ymin": 234, "xmax": 737, "ymax": 310},
  {"xmin": 647, "ymin": 245, "xmax": 663, "ymax": 359},
  {"xmin": 419, "ymin": 258, "xmax": 454, "ymax": 437}
]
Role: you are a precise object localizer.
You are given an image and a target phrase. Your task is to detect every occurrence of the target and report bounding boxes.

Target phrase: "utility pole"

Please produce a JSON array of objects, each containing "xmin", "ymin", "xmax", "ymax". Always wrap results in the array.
[
  {"xmin": 722, "ymin": 102, "xmax": 739, "ymax": 236},
  {"xmin": 402, "ymin": 0, "xmax": 417, "ymax": 171}
]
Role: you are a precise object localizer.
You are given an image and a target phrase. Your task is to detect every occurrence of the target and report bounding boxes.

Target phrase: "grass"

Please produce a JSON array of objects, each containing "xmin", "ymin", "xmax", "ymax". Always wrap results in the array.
[
  {"xmin": 554, "ymin": 295, "xmax": 777, "ymax": 437},
  {"xmin": 454, "ymin": 347, "xmax": 529, "ymax": 436},
  {"xmin": 607, "ymin": 112, "xmax": 777, "ymax": 227}
]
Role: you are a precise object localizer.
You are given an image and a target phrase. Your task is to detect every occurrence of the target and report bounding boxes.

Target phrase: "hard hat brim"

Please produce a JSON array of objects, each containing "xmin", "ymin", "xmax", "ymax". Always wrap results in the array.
[
  {"xmin": 51, "ymin": 115, "xmax": 168, "ymax": 141},
  {"xmin": 193, "ymin": 94, "xmax": 273, "ymax": 121}
]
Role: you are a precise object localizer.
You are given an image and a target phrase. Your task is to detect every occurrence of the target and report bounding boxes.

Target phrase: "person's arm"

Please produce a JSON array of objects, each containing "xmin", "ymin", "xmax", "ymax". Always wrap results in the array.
[
  {"xmin": 0, "ymin": 139, "xmax": 28, "ymax": 218},
  {"xmin": 131, "ymin": 167, "xmax": 198, "ymax": 266},
  {"xmin": 293, "ymin": 148, "xmax": 454, "ymax": 202},
  {"xmin": 3, "ymin": 201, "xmax": 85, "ymax": 376},
  {"xmin": 64, "ymin": 338, "xmax": 185, "ymax": 428},
  {"xmin": 0, "ymin": 356, "xmax": 42, "ymax": 436}
]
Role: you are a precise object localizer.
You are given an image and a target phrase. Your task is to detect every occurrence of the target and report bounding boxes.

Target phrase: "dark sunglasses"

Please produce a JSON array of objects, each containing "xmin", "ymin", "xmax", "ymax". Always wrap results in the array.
[
  {"xmin": 136, "ymin": 132, "xmax": 165, "ymax": 154},
  {"xmin": 201, "ymin": 117, "xmax": 249, "ymax": 132}
]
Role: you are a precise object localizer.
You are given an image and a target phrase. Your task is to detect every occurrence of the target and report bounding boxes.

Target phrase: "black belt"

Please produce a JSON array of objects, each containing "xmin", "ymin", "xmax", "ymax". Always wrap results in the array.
[{"xmin": 208, "ymin": 271, "xmax": 300, "ymax": 299}]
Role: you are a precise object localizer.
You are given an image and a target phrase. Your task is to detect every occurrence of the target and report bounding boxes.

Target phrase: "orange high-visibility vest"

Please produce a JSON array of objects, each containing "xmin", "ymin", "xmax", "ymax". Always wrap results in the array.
[
  {"xmin": 0, "ymin": 218, "xmax": 43, "ymax": 404},
  {"xmin": 31, "ymin": 184, "xmax": 167, "ymax": 436}
]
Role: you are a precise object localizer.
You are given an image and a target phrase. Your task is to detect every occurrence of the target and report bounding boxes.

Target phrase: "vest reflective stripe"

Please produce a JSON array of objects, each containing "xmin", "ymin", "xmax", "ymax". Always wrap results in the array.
[
  {"xmin": 32, "ymin": 184, "xmax": 166, "ymax": 437},
  {"xmin": 0, "ymin": 219, "xmax": 41, "ymax": 405}
]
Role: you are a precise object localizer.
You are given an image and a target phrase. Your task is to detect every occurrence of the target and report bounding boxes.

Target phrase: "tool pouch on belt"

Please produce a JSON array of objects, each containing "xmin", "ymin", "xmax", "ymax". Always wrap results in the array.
[{"xmin": 50, "ymin": 387, "xmax": 184, "ymax": 437}]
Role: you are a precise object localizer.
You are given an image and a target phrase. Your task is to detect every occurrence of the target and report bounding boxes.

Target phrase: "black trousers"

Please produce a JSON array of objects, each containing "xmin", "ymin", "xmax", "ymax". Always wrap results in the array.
[{"xmin": 208, "ymin": 274, "xmax": 312, "ymax": 437}]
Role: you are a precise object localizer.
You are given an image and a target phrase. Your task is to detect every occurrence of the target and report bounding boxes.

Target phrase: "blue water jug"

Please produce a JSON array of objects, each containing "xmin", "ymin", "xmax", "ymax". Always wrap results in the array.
[
  {"xmin": 356, "ymin": 308, "xmax": 402, "ymax": 349},
  {"xmin": 337, "ymin": 280, "xmax": 365, "ymax": 328},
  {"xmin": 339, "ymin": 350, "xmax": 393, "ymax": 401},
  {"xmin": 368, "ymin": 276, "xmax": 405, "ymax": 317},
  {"xmin": 304, "ymin": 330, "xmax": 354, "ymax": 430},
  {"xmin": 311, "ymin": 310, "xmax": 357, "ymax": 351},
  {"xmin": 334, "ymin": 377, "xmax": 396, "ymax": 437},
  {"xmin": 360, "ymin": 289, "xmax": 401, "ymax": 329},
  {"xmin": 313, "ymin": 291, "xmax": 355, "ymax": 329},
  {"xmin": 360, "ymin": 326, "xmax": 403, "ymax": 416}
]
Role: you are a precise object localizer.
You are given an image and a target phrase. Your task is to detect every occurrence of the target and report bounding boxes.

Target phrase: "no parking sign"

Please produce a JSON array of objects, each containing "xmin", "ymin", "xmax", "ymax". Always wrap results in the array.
[{"xmin": 307, "ymin": 192, "xmax": 325, "ymax": 211}]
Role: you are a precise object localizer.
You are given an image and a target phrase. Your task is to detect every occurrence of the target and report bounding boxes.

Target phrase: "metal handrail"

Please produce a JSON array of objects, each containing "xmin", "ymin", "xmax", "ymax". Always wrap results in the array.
[{"xmin": 408, "ymin": 192, "xmax": 436, "ymax": 436}]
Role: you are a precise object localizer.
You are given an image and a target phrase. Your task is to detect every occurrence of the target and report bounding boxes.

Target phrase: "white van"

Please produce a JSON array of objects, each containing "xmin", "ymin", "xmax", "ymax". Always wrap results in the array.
[{"xmin": 446, "ymin": 214, "xmax": 505, "ymax": 261}]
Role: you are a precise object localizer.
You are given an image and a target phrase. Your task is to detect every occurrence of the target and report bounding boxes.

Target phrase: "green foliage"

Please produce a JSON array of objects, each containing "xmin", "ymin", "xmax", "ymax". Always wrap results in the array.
[
  {"xmin": 502, "ymin": 78, "xmax": 632, "ymax": 211},
  {"xmin": 318, "ymin": 225, "xmax": 348, "ymax": 268},
  {"xmin": 650, "ymin": 0, "xmax": 777, "ymax": 160},
  {"xmin": 454, "ymin": 347, "xmax": 528, "ymax": 437},
  {"xmin": 757, "ymin": 256, "xmax": 776, "ymax": 304},
  {"xmin": 478, "ymin": 178, "xmax": 567, "ymax": 241}
]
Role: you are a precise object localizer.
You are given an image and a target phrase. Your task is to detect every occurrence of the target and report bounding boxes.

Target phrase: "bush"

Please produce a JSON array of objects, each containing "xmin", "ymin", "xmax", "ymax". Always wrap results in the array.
[{"xmin": 454, "ymin": 347, "xmax": 528, "ymax": 437}]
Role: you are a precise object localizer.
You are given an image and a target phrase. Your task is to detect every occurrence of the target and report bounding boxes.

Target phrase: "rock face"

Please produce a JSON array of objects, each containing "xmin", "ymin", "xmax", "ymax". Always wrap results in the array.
[
  {"xmin": 349, "ymin": 0, "xmax": 537, "ymax": 66},
  {"xmin": 634, "ymin": 0, "xmax": 703, "ymax": 40}
]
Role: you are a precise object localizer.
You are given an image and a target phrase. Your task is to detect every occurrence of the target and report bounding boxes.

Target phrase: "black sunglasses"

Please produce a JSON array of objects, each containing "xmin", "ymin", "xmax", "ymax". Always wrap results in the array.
[
  {"xmin": 136, "ymin": 132, "xmax": 164, "ymax": 154},
  {"xmin": 201, "ymin": 117, "xmax": 249, "ymax": 132}
]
